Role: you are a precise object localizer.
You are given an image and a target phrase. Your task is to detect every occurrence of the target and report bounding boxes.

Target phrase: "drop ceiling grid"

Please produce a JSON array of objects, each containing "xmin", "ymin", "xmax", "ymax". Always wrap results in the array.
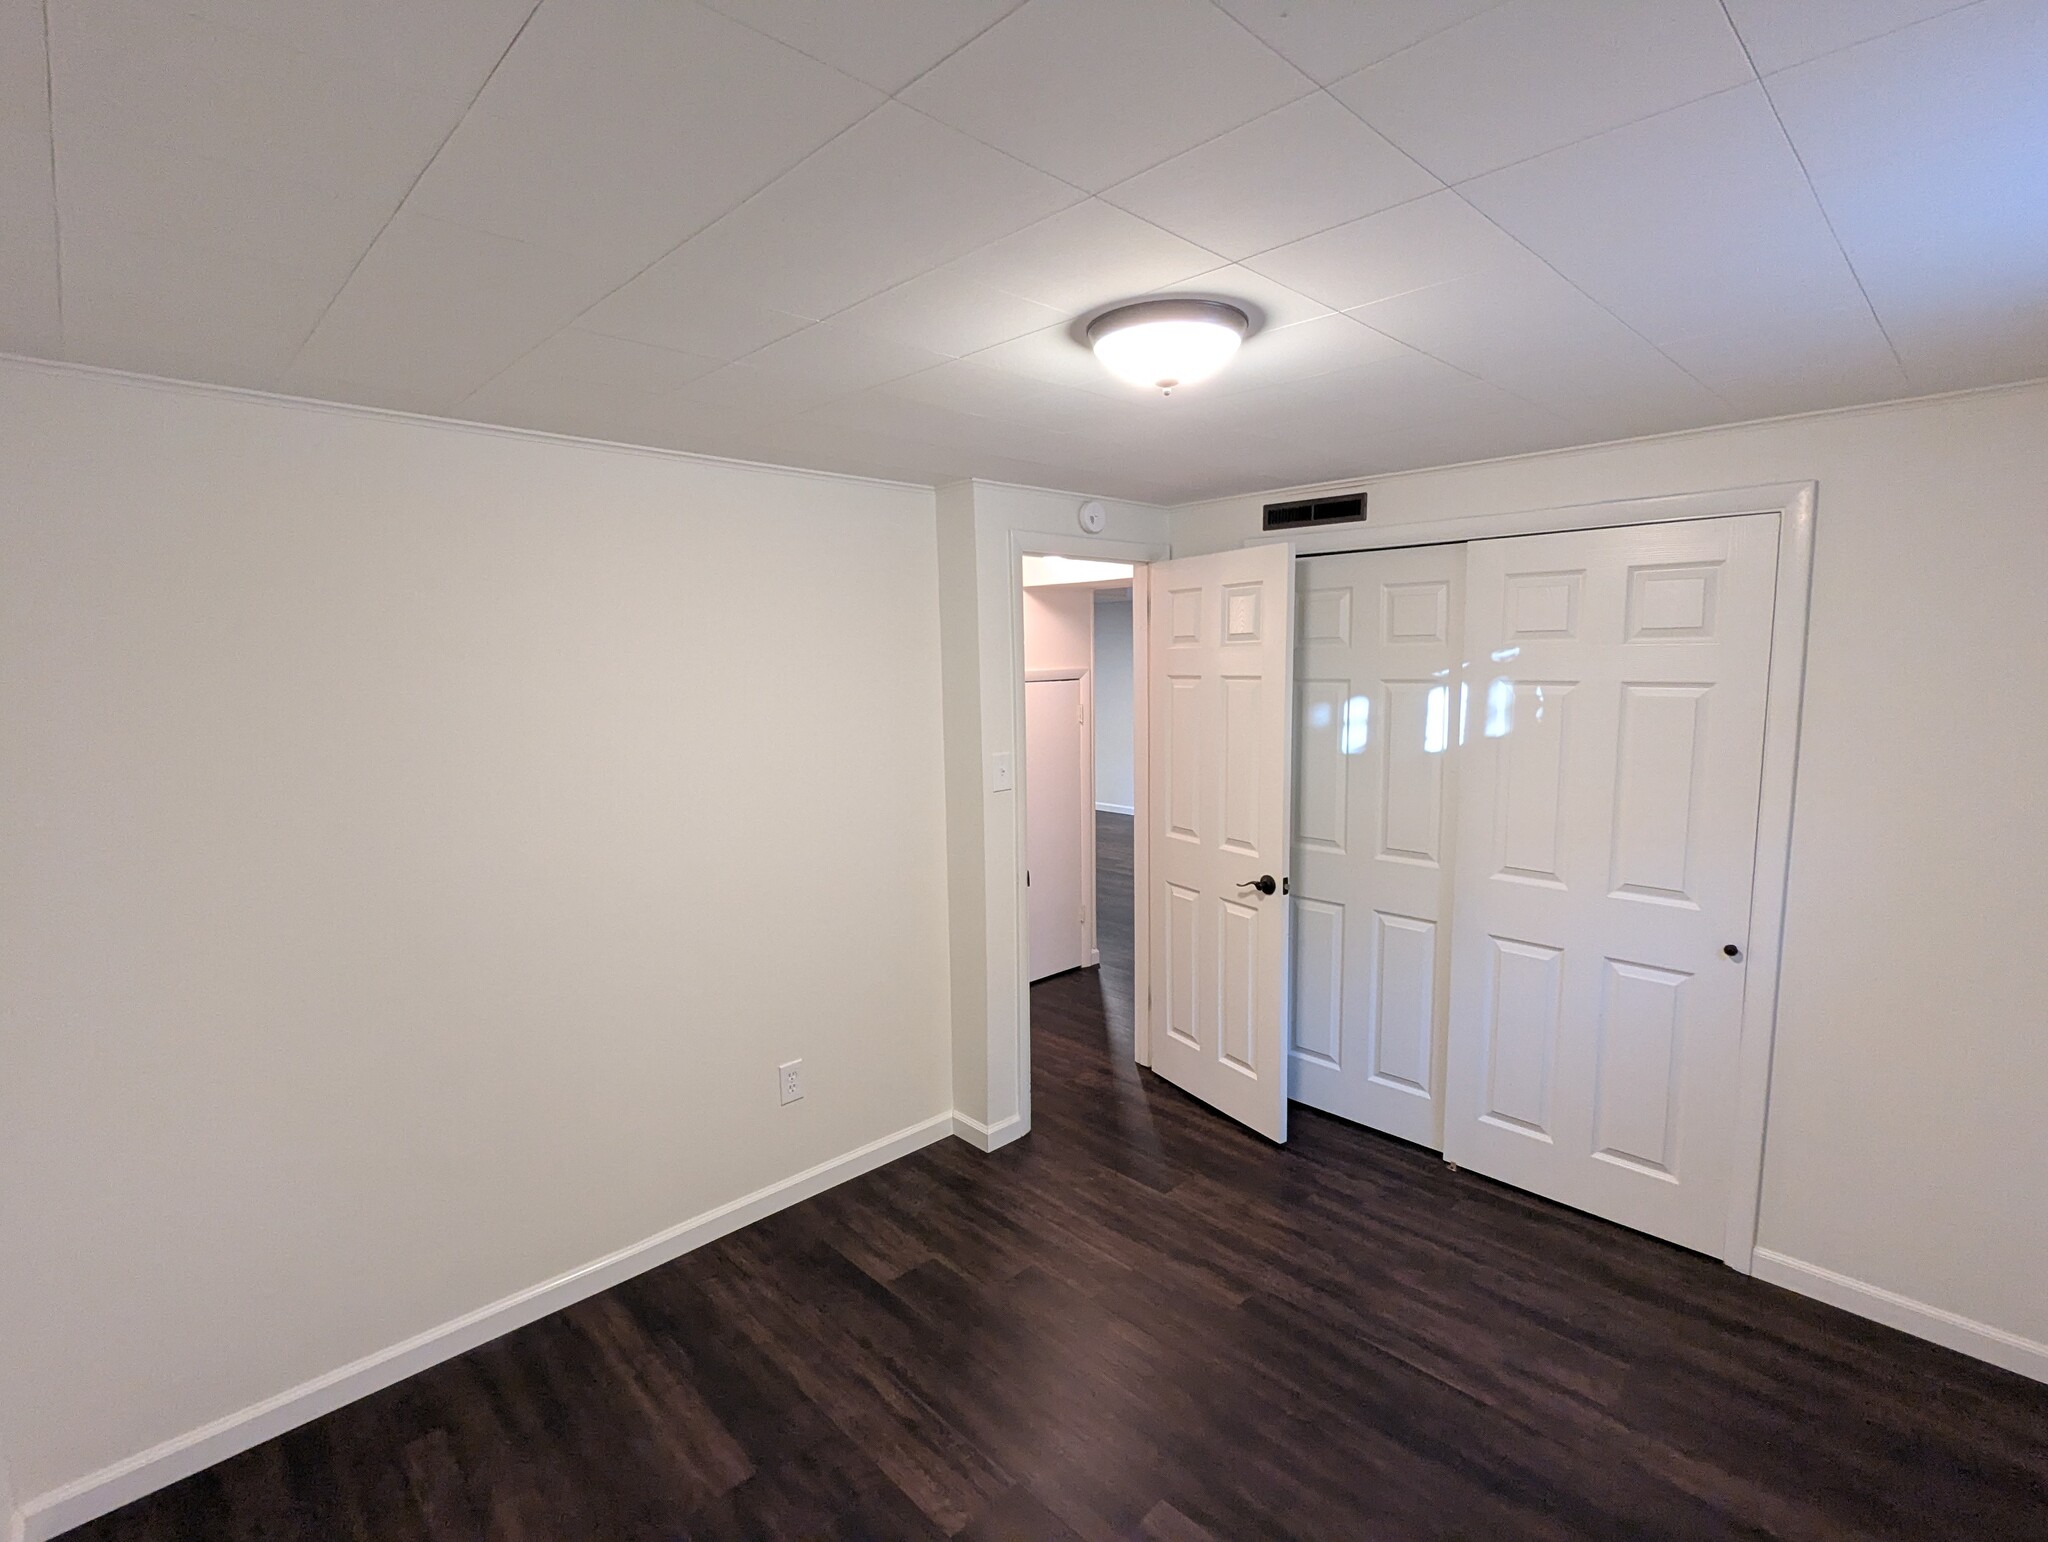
[{"xmin": 4, "ymin": 0, "xmax": 2041, "ymax": 503}]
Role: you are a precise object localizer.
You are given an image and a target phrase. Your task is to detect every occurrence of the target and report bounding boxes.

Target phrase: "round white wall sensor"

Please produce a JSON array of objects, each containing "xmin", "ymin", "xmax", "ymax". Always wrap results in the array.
[{"xmin": 1078, "ymin": 499, "xmax": 1107, "ymax": 533}]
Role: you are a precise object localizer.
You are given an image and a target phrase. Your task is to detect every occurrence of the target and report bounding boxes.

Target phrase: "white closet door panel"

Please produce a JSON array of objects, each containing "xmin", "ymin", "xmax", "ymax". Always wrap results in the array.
[
  {"xmin": 1443, "ymin": 514, "xmax": 1777, "ymax": 1253},
  {"xmin": 1290, "ymin": 545, "xmax": 1463, "ymax": 1148}
]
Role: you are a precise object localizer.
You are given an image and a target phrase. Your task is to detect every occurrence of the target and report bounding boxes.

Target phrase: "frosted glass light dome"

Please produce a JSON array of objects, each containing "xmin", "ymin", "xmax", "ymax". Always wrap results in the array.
[{"xmin": 1087, "ymin": 299, "xmax": 1250, "ymax": 393}]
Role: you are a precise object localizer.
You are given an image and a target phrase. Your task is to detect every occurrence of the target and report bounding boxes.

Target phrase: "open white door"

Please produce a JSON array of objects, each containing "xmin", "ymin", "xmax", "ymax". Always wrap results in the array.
[
  {"xmin": 1443, "ymin": 514, "xmax": 1778, "ymax": 1252},
  {"xmin": 1145, "ymin": 544, "xmax": 1296, "ymax": 1142}
]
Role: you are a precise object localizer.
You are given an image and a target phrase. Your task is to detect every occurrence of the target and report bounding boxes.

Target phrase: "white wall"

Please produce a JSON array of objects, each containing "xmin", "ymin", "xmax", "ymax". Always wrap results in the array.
[
  {"xmin": 0, "ymin": 360, "xmax": 955, "ymax": 1511},
  {"xmin": 1021, "ymin": 585, "xmax": 1094, "ymax": 674},
  {"xmin": 1092, "ymin": 595, "xmax": 1135, "ymax": 814},
  {"xmin": 936, "ymin": 483, "xmax": 1170, "ymax": 1139},
  {"xmin": 1173, "ymin": 380, "xmax": 2048, "ymax": 1366}
]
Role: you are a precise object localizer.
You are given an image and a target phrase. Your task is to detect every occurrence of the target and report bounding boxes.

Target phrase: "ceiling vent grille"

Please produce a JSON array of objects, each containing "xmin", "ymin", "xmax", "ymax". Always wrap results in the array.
[{"xmin": 1262, "ymin": 493, "xmax": 1365, "ymax": 531}]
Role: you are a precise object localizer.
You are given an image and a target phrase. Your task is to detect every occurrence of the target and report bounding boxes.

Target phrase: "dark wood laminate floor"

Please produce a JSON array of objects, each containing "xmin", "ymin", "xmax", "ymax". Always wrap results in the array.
[{"xmin": 69, "ymin": 811, "xmax": 2048, "ymax": 1539}]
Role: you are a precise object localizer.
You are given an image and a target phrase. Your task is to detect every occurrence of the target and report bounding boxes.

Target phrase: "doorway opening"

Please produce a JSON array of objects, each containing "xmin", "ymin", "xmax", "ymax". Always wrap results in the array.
[{"xmin": 1020, "ymin": 554, "xmax": 1139, "ymax": 1074}]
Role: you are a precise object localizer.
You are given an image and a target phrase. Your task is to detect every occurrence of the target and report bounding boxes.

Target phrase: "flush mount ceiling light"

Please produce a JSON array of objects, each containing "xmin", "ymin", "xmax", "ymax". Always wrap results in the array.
[{"xmin": 1087, "ymin": 298, "xmax": 1250, "ymax": 394}]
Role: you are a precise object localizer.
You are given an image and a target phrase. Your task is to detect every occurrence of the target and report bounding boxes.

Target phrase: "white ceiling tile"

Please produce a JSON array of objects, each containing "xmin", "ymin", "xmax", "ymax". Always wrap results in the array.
[
  {"xmin": 736, "ymin": 322, "xmax": 951, "ymax": 393},
  {"xmin": 1723, "ymin": 0, "xmax": 1979, "ymax": 74},
  {"xmin": 162, "ymin": 0, "xmax": 540, "ymax": 103},
  {"xmin": 696, "ymin": 0, "xmax": 1026, "ymax": 93},
  {"xmin": 945, "ymin": 199, "xmax": 1220, "ymax": 314},
  {"xmin": 453, "ymin": 371, "xmax": 681, "ymax": 443},
  {"xmin": 56, "ymin": 127, "xmax": 402, "ymax": 295},
  {"xmin": 1102, "ymin": 94, "xmax": 1440, "ymax": 261},
  {"xmin": 1359, "ymin": 400, "xmax": 1580, "ymax": 467},
  {"xmin": 612, "ymin": 392, "xmax": 796, "ymax": 457},
  {"xmin": 1212, "ymin": 0, "xmax": 1509, "ymax": 86},
  {"xmin": 901, "ymin": 0, "xmax": 1313, "ymax": 191},
  {"xmin": 1, "ymin": 0, "xmax": 51, "ymax": 142},
  {"xmin": 1198, "ymin": 312, "xmax": 1413, "ymax": 398},
  {"xmin": 575, "ymin": 250, "xmax": 814, "ymax": 362},
  {"xmin": 48, "ymin": 1, "xmax": 477, "ymax": 203},
  {"xmin": 1461, "ymin": 85, "xmax": 1893, "ymax": 355},
  {"xmin": 636, "ymin": 103, "xmax": 1077, "ymax": 323},
  {"xmin": 1244, "ymin": 189, "xmax": 1525, "ymax": 311},
  {"xmin": 61, "ymin": 235, "xmax": 335, "ymax": 388},
  {"xmin": 1349, "ymin": 256, "xmax": 1724, "ymax": 410},
  {"xmin": 1661, "ymin": 303, "xmax": 1913, "ymax": 419},
  {"xmin": 1152, "ymin": 264, "xmax": 1335, "ymax": 333},
  {"xmin": 286, "ymin": 214, "xmax": 622, "ymax": 406},
  {"xmin": 1222, "ymin": 351, "xmax": 1507, "ymax": 444},
  {"xmin": 1331, "ymin": 0, "xmax": 1753, "ymax": 183},
  {"xmin": 673, "ymin": 322, "xmax": 949, "ymax": 415},
  {"xmin": 966, "ymin": 324, "xmax": 1141, "ymax": 400},
  {"xmin": 1766, "ymin": 0, "xmax": 2048, "ymax": 391},
  {"xmin": 831, "ymin": 269, "xmax": 1067, "ymax": 358},
  {"xmin": 490, "ymin": 328, "xmax": 725, "ymax": 394},
  {"xmin": 799, "ymin": 389, "xmax": 1004, "ymax": 444},
  {"xmin": 879, "ymin": 358, "xmax": 1105, "ymax": 425},
  {"xmin": 406, "ymin": 0, "xmax": 880, "ymax": 270},
  {"xmin": 0, "ymin": 0, "xmax": 59, "ymax": 355}
]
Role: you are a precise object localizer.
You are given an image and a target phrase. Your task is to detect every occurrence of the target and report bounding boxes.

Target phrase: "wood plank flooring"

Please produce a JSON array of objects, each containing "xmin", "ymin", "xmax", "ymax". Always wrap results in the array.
[{"xmin": 68, "ymin": 812, "xmax": 2048, "ymax": 1538}]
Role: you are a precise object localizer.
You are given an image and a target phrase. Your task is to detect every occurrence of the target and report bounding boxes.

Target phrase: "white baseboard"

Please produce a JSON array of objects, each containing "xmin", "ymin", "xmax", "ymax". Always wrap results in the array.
[
  {"xmin": 1751, "ymin": 1248, "xmax": 2048, "ymax": 1384},
  {"xmin": 17, "ymin": 1111, "xmax": 957, "ymax": 1542},
  {"xmin": 1094, "ymin": 802, "xmax": 1134, "ymax": 815},
  {"xmin": 950, "ymin": 1110, "xmax": 1026, "ymax": 1153}
]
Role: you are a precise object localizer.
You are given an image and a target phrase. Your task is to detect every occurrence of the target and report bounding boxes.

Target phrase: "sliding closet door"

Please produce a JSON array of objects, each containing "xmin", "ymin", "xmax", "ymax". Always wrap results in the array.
[
  {"xmin": 1442, "ymin": 514, "xmax": 1778, "ymax": 1254},
  {"xmin": 1291, "ymin": 546, "xmax": 1462, "ymax": 1147}
]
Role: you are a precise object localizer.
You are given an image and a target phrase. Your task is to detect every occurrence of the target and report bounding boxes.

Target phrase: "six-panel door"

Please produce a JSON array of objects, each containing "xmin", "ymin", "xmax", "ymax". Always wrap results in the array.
[
  {"xmin": 1291, "ymin": 546, "xmax": 1464, "ymax": 1148},
  {"xmin": 1440, "ymin": 514, "xmax": 1778, "ymax": 1253},
  {"xmin": 1147, "ymin": 544, "xmax": 1296, "ymax": 1144}
]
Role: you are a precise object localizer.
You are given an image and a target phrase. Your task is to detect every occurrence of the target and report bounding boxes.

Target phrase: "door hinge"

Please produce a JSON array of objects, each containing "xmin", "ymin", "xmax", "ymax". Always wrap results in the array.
[{"xmin": 1079, "ymin": 903, "xmax": 1087, "ymax": 925}]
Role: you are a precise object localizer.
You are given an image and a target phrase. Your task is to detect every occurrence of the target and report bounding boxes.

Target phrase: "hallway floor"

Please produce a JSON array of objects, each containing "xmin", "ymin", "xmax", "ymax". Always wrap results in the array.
[{"xmin": 67, "ymin": 813, "xmax": 2048, "ymax": 1539}]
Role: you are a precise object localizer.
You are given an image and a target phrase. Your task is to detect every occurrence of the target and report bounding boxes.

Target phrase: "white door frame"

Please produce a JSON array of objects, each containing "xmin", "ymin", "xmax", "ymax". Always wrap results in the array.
[
  {"xmin": 1010, "ymin": 530, "xmax": 1169, "ymax": 1135},
  {"xmin": 1249, "ymin": 480, "xmax": 1816, "ymax": 1273},
  {"xmin": 1023, "ymin": 667, "xmax": 1098, "ymax": 971}
]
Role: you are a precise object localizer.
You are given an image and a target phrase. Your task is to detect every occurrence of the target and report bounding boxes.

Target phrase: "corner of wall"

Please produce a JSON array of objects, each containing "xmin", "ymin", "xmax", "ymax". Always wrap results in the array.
[{"xmin": 934, "ymin": 483, "xmax": 991, "ymax": 1126}]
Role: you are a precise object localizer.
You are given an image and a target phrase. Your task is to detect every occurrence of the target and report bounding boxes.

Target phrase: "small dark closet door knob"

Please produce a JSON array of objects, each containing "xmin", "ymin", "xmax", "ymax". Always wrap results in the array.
[
  {"xmin": 1723, "ymin": 944, "xmax": 1742, "ymax": 959},
  {"xmin": 1238, "ymin": 875, "xmax": 1278, "ymax": 897}
]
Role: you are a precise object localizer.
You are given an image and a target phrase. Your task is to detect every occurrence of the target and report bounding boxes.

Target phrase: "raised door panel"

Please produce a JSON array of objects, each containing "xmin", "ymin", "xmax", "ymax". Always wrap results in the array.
[
  {"xmin": 1290, "ymin": 898, "xmax": 1344, "ymax": 1068},
  {"xmin": 1482, "ymin": 937, "xmax": 1561, "ymax": 1139},
  {"xmin": 1370, "ymin": 912, "xmax": 1436, "ymax": 1096},
  {"xmin": 1491, "ymin": 680, "xmax": 1575, "ymax": 887},
  {"xmin": 1592, "ymin": 959, "xmax": 1690, "ymax": 1178},
  {"xmin": 1295, "ymin": 677, "xmax": 1350, "ymax": 853},
  {"xmin": 1609, "ymin": 684, "xmax": 1708, "ymax": 907},
  {"xmin": 1381, "ymin": 680, "xmax": 1449, "ymax": 865},
  {"xmin": 1165, "ymin": 882, "xmax": 1200, "ymax": 1051},
  {"xmin": 1220, "ymin": 674, "xmax": 1264, "ymax": 857}
]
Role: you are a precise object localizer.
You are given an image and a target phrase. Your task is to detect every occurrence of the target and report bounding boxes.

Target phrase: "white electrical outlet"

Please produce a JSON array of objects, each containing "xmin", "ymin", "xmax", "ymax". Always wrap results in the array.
[{"xmin": 778, "ymin": 1059, "xmax": 803, "ymax": 1105}]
